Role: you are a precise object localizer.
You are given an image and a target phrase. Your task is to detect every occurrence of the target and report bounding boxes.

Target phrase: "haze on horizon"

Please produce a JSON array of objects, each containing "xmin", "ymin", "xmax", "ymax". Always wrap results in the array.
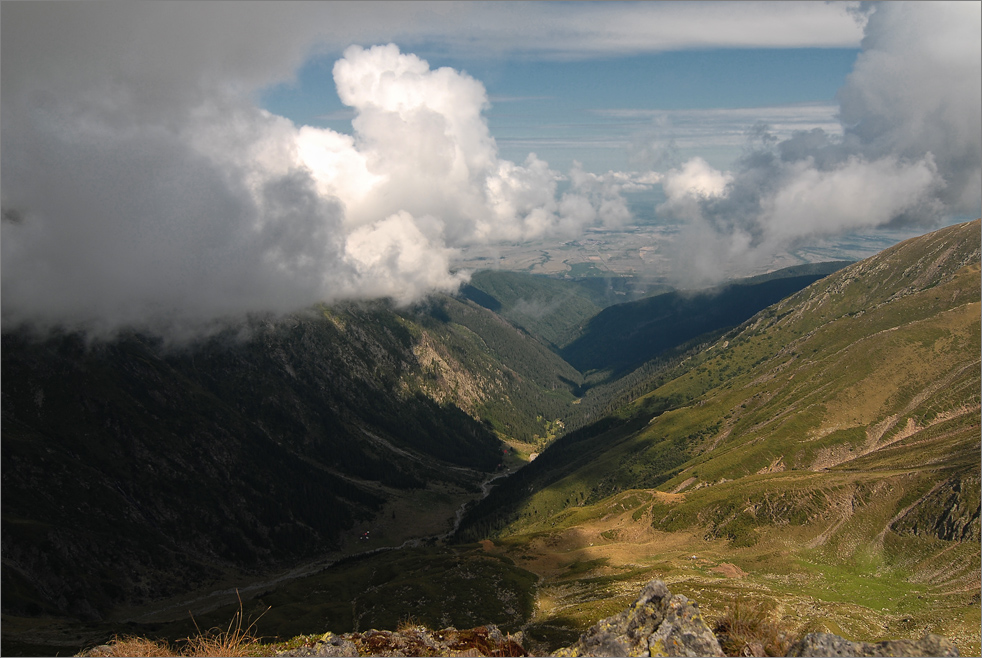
[{"xmin": 2, "ymin": 1, "xmax": 979, "ymax": 339}]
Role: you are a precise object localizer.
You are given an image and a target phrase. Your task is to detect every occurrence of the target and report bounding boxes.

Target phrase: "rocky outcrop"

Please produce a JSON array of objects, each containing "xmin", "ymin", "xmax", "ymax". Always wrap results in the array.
[
  {"xmin": 788, "ymin": 631, "xmax": 959, "ymax": 657},
  {"xmin": 552, "ymin": 580, "xmax": 724, "ymax": 657},
  {"xmin": 550, "ymin": 580, "xmax": 961, "ymax": 657},
  {"xmin": 278, "ymin": 624, "xmax": 527, "ymax": 657},
  {"xmin": 891, "ymin": 476, "xmax": 981, "ymax": 542},
  {"xmin": 80, "ymin": 579, "xmax": 964, "ymax": 657}
]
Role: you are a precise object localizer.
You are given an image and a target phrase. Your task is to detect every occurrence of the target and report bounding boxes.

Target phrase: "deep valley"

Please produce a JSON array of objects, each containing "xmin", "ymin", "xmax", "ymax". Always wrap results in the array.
[{"xmin": 2, "ymin": 221, "xmax": 979, "ymax": 656}]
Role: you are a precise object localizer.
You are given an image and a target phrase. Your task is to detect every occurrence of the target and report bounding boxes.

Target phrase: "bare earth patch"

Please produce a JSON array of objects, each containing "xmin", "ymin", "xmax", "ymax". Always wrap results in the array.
[{"xmin": 711, "ymin": 563, "xmax": 748, "ymax": 579}]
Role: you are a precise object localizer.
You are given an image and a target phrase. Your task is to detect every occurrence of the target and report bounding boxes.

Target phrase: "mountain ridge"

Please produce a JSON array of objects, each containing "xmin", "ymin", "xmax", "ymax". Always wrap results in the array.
[
  {"xmin": 458, "ymin": 220, "xmax": 979, "ymax": 539},
  {"xmin": 1, "ymin": 296, "xmax": 582, "ymax": 626},
  {"xmin": 452, "ymin": 219, "xmax": 979, "ymax": 654},
  {"xmin": 2, "ymin": 221, "xmax": 978, "ymax": 655}
]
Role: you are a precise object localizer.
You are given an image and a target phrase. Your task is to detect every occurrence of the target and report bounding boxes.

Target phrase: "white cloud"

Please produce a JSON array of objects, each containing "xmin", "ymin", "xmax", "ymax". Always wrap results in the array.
[
  {"xmin": 300, "ymin": 44, "xmax": 634, "ymax": 246},
  {"xmin": 759, "ymin": 155, "xmax": 943, "ymax": 243},
  {"xmin": 611, "ymin": 103, "xmax": 842, "ymax": 168},
  {"xmin": 662, "ymin": 158, "xmax": 733, "ymax": 201},
  {"xmin": 1, "ymin": 98, "xmax": 352, "ymax": 337},
  {"xmin": 1, "ymin": 34, "xmax": 629, "ymax": 338},
  {"xmin": 838, "ymin": 1, "xmax": 982, "ymax": 213},
  {"xmin": 425, "ymin": 1, "xmax": 864, "ymax": 56},
  {"xmin": 343, "ymin": 211, "xmax": 466, "ymax": 305},
  {"xmin": 657, "ymin": 2, "xmax": 981, "ymax": 287}
]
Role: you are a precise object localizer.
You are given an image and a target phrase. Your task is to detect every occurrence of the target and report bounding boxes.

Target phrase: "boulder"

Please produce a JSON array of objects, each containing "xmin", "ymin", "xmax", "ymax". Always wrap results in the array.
[
  {"xmin": 788, "ymin": 631, "xmax": 959, "ymax": 657},
  {"xmin": 552, "ymin": 580, "xmax": 724, "ymax": 657}
]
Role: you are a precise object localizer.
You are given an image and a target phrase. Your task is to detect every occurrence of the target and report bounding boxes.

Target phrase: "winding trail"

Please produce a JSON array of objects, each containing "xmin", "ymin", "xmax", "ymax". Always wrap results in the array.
[{"xmin": 117, "ymin": 468, "xmax": 514, "ymax": 624}]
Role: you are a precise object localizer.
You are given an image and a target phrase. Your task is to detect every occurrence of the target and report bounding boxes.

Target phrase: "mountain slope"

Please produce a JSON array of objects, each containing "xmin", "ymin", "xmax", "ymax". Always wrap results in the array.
[
  {"xmin": 460, "ymin": 219, "xmax": 980, "ymax": 549},
  {"xmin": 455, "ymin": 220, "xmax": 980, "ymax": 653},
  {"xmin": 460, "ymin": 271, "xmax": 612, "ymax": 349},
  {"xmin": 0, "ymin": 295, "xmax": 582, "ymax": 625},
  {"xmin": 412, "ymin": 294, "xmax": 583, "ymax": 442},
  {"xmin": 560, "ymin": 262, "xmax": 849, "ymax": 376}
]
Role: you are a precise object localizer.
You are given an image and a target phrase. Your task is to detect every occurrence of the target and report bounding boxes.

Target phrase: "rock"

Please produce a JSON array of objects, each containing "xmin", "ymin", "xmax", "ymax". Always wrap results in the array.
[
  {"xmin": 276, "ymin": 624, "xmax": 527, "ymax": 657},
  {"xmin": 788, "ymin": 631, "xmax": 959, "ymax": 657},
  {"xmin": 307, "ymin": 631, "xmax": 359, "ymax": 657},
  {"xmin": 552, "ymin": 580, "xmax": 724, "ymax": 657}
]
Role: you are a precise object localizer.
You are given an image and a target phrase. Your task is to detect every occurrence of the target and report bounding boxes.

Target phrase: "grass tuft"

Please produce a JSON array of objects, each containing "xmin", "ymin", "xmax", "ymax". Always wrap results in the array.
[
  {"xmin": 79, "ymin": 592, "xmax": 268, "ymax": 658},
  {"xmin": 396, "ymin": 613, "xmax": 426, "ymax": 633},
  {"xmin": 182, "ymin": 591, "xmax": 268, "ymax": 657},
  {"xmin": 712, "ymin": 597, "xmax": 795, "ymax": 657},
  {"xmin": 82, "ymin": 635, "xmax": 174, "ymax": 657}
]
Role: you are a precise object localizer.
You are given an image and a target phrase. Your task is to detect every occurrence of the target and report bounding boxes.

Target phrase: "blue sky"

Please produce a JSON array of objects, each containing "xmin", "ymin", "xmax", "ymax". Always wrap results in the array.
[
  {"xmin": 3, "ymin": 1, "xmax": 979, "ymax": 335},
  {"xmin": 262, "ymin": 47, "xmax": 860, "ymax": 172}
]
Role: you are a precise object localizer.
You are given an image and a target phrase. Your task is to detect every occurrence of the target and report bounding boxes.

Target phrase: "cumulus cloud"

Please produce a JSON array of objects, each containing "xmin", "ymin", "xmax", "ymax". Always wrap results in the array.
[
  {"xmin": 298, "ymin": 45, "xmax": 633, "ymax": 245},
  {"xmin": 662, "ymin": 158, "xmax": 733, "ymax": 201},
  {"xmin": 1, "ymin": 16, "xmax": 627, "ymax": 339},
  {"xmin": 657, "ymin": 1, "xmax": 982, "ymax": 286}
]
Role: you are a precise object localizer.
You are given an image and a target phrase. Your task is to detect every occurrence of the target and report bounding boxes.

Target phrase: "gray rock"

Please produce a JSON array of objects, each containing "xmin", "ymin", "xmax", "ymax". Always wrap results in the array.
[
  {"xmin": 276, "ymin": 624, "xmax": 526, "ymax": 656},
  {"xmin": 552, "ymin": 580, "xmax": 724, "ymax": 657},
  {"xmin": 648, "ymin": 594, "xmax": 726, "ymax": 657},
  {"xmin": 788, "ymin": 631, "xmax": 959, "ymax": 657},
  {"xmin": 279, "ymin": 632, "xmax": 359, "ymax": 656}
]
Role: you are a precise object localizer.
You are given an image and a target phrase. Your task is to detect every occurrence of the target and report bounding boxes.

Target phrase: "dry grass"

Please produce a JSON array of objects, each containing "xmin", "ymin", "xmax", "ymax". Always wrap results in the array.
[
  {"xmin": 82, "ymin": 635, "xmax": 175, "ymax": 657},
  {"xmin": 79, "ymin": 592, "xmax": 268, "ymax": 658},
  {"xmin": 182, "ymin": 591, "xmax": 268, "ymax": 657},
  {"xmin": 396, "ymin": 613, "xmax": 425, "ymax": 633},
  {"xmin": 712, "ymin": 597, "xmax": 795, "ymax": 657}
]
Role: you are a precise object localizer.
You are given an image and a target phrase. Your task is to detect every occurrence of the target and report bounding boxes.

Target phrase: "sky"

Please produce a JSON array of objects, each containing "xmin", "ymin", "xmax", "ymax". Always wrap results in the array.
[
  {"xmin": 262, "ymin": 47, "xmax": 860, "ymax": 172},
  {"xmin": 2, "ymin": 1, "xmax": 980, "ymax": 340}
]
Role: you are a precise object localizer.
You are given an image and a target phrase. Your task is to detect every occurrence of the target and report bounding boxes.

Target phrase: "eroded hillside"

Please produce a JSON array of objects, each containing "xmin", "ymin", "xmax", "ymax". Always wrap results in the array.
[{"xmin": 458, "ymin": 220, "xmax": 981, "ymax": 654}]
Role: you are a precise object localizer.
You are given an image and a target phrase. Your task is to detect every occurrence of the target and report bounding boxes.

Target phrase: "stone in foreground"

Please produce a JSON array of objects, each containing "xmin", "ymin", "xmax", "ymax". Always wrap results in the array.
[
  {"xmin": 552, "ymin": 580, "xmax": 724, "ymax": 657},
  {"xmin": 277, "ymin": 625, "xmax": 526, "ymax": 657},
  {"xmin": 788, "ymin": 631, "xmax": 959, "ymax": 657}
]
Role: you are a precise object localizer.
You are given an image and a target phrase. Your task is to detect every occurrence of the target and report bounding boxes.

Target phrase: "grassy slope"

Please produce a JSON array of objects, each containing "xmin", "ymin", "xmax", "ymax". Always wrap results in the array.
[
  {"xmin": 560, "ymin": 263, "xmax": 849, "ymax": 377},
  {"xmin": 461, "ymin": 271, "xmax": 608, "ymax": 349},
  {"xmin": 461, "ymin": 264, "xmax": 851, "ymax": 434},
  {"xmin": 463, "ymin": 220, "xmax": 981, "ymax": 653},
  {"xmin": 0, "ymin": 295, "xmax": 582, "ymax": 651},
  {"xmin": 406, "ymin": 295, "xmax": 583, "ymax": 444}
]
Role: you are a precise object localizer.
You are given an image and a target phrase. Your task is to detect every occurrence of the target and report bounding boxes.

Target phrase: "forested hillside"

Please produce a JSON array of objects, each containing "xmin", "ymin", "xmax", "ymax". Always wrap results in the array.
[
  {"xmin": 1, "ymin": 296, "xmax": 582, "ymax": 623},
  {"xmin": 560, "ymin": 267, "xmax": 847, "ymax": 376}
]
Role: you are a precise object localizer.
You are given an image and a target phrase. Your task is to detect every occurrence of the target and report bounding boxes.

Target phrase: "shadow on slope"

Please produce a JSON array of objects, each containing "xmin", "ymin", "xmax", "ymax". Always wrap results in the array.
[
  {"xmin": 561, "ymin": 262, "xmax": 849, "ymax": 378},
  {"xmin": 1, "ymin": 306, "xmax": 504, "ymax": 625}
]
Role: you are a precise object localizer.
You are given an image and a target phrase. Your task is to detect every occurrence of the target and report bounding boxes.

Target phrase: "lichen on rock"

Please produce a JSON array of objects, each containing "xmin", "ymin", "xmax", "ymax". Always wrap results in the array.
[
  {"xmin": 276, "ymin": 624, "xmax": 526, "ymax": 657},
  {"xmin": 787, "ymin": 631, "xmax": 960, "ymax": 657},
  {"xmin": 551, "ymin": 580, "xmax": 724, "ymax": 657}
]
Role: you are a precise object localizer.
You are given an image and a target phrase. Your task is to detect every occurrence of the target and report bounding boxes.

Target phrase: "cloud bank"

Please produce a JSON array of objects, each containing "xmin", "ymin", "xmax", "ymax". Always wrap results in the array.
[
  {"xmin": 657, "ymin": 2, "xmax": 981, "ymax": 286},
  {"xmin": 2, "ymin": 28, "xmax": 625, "ymax": 338},
  {"xmin": 2, "ymin": 2, "xmax": 974, "ymax": 337}
]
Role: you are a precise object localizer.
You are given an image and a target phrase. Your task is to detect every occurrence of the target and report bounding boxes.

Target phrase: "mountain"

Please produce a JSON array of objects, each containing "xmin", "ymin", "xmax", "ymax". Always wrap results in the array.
[
  {"xmin": 0, "ymin": 295, "xmax": 581, "ymax": 627},
  {"xmin": 4, "ymin": 221, "xmax": 977, "ymax": 655},
  {"xmin": 456, "ymin": 220, "xmax": 980, "ymax": 652},
  {"xmin": 460, "ymin": 220, "xmax": 980, "ymax": 537},
  {"xmin": 559, "ymin": 262, "xmax": 850, "ymax": 377},
  {"xmin": 460, "ymin": 271, "xmax": 670, "ymax": 350}
]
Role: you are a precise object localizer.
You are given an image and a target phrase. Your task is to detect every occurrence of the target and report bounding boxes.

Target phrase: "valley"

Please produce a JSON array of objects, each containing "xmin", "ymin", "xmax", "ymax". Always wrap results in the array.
[{"xmin": 2, "ymin": 220, "xmax": 979, "ymax": 656}]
